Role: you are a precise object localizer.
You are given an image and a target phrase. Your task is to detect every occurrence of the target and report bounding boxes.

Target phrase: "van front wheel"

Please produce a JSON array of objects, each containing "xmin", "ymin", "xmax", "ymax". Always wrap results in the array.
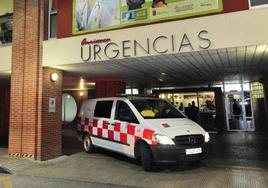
[
  {"xmin": 83, "ymin": 134, "xmax": 94, "ymax": 153},
  {"xmin": 140, "ymin": 144, "xmax": 153, "ymax": 171}
]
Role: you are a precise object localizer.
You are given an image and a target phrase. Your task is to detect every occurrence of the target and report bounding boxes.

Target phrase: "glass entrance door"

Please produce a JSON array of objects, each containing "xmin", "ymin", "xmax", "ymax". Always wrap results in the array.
[
  {"xmin": 244, "ymin": 91, "xmax": 255, "ymax": 131},
  {"xmin": 226, "ymin": 93, "xmax": 244, "ymax": 131},
  {"xmin": 225, "ymin": 92, "xmax": 255, "ymax": 131}
]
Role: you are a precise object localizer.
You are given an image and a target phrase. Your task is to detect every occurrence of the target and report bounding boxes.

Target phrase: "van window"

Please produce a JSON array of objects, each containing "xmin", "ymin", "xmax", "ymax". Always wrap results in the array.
[
  {"xmin": 131, "ymin": 99, "xmax": 185, "ymax": 119},
  {"xmin": 115, "ymin": 101, "xmax": 139, "ymax": 124},
  {"xmin": 94, "ymin": 101, "xmax": 113, "ymax": 118}
]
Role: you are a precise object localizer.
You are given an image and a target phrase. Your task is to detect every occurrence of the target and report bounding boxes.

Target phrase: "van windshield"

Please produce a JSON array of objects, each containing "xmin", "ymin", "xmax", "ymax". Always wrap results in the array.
[{"xmin": 130, "ymin": 99, "xmax": 185, "ymax": 119}]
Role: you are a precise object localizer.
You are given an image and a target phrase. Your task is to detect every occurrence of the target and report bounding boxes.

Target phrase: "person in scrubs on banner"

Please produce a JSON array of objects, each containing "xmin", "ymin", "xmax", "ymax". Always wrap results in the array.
[
  {"xmin": 76, "ymin": 0, "xmax": 91, "ymax": 30},
  {"xmin": 87, "ymin": 0, "xmax": 120, "ymax": 29}
]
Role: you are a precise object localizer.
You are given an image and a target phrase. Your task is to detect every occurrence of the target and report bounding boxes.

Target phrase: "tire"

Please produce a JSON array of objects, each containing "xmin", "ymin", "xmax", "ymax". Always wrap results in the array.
[
  {"xmin": 140, "ymin": 144, "xmax": 153, "ymax": 171},
  {"xmin": 83, "ymin": 134, "xmax": 94, "ymax": 153}
]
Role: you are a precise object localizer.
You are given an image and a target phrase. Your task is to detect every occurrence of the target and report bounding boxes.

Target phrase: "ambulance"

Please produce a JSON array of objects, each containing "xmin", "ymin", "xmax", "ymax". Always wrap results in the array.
[{"xmin": 77, "ymin": 96, "xmax": 210, "ymax": 171}]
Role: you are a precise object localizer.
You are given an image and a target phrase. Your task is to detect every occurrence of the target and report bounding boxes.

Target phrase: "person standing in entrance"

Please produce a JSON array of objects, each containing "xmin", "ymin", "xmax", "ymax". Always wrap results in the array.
[
  {"xmin": 179, "ymin": 102, "xmax": 184, "ymax": 112},
  {"xmin": 189, "ymin": 101, "xmax": 199, "ymax": 122},
  {"xmin": 185, "ymin": 103, "xmax": 191, "ymax": 117}
]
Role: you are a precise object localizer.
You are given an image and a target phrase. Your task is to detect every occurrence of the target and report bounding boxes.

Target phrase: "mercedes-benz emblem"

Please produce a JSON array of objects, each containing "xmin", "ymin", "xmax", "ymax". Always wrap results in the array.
[{"xmin": 189, "ymin": 137, "xmax": 196, "ymax": 145}]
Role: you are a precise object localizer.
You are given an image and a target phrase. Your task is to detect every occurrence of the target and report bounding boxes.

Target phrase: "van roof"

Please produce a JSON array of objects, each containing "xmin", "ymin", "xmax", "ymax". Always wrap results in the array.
[
  {"xmin": 122, "ymin": 96, "xmax": 159, "ymax": 100},
  {"xmin": 85, "ymin": 96, "xmax": 159, "ymax": 102},
  {"xmin": 119, "ymin": 94, "xmax": 157, "ymax": 98}
]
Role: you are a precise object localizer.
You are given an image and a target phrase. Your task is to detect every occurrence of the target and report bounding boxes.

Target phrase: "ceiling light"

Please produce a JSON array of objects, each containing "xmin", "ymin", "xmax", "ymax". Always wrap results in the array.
[
  {"xmin": 256, "ymin": 45, "xmax": 267, "ymax": 55},
  {"xmin": 80, "ymin": 78, "xmax": 85, "ymax": 89},
  {"xmin": 161, "ymin": 72, "xmax": 167, "ymax": 76}
]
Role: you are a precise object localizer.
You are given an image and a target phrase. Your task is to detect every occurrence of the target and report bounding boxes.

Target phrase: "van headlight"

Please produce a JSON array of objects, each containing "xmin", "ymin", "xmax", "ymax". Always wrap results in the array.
[
  {"xmin": 154, "ymin": 134, "xmax": 175, "ymax": 145},
  {"xmin": 205, "ymin": 132, "xmax": 210, "ymax": 143}
]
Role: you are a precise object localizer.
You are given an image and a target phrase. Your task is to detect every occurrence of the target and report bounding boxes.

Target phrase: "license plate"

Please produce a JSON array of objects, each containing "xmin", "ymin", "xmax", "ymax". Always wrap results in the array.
[{"xmin": 185, "ymin": 148, "xmax": 202, "ymax": 155}]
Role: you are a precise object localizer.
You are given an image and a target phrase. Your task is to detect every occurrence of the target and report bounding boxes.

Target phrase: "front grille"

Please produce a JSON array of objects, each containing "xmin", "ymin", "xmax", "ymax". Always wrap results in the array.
[{"xmin": 174, "ymin": 134, "xmax": 204, "ymax": 146}]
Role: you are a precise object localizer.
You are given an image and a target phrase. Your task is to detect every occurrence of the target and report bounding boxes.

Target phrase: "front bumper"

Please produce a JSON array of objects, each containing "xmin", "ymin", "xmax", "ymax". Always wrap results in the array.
[{"xmin": 150, "ymin": 143, "xmax": 211, "ymax": 164}]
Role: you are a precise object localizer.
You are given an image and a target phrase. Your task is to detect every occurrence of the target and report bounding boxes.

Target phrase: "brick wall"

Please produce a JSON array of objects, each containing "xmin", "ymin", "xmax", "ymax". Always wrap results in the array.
[
  {"xmin": 9, "ymin": 0, "xmax": 44, "ymax": 159},
  {"xmin": 9, "ymin": 0, "xmax": 62, "ymax": 160},
  {"xmin": 41, "ymin": 67, "xmax": 62, "ymax": 160}
]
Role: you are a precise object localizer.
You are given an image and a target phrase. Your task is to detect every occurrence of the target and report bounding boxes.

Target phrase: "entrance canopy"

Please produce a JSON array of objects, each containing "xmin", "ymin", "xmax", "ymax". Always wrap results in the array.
[
  {"xmin": 1, "ymin": 44, "xmax": 267, "ymax": 89},
  {"xmin": 55, "ymin": 44, "xmax": 268, "ymax": 88}
]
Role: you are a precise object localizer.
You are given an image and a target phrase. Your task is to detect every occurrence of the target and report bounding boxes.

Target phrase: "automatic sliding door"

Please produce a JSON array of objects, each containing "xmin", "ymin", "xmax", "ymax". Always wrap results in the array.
[{"xmin": 226, "ymin": 93, "xmax": 244, "ymax": 131}]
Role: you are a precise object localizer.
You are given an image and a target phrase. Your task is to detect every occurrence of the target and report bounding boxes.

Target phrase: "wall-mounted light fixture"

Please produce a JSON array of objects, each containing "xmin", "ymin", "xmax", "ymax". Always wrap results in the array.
[
  {"xmin": 79, "ymin": 91, "xmax": 84, "ymax": 97},
  {"xmin": 51, "ymin": 72, "xmax": 59, "ymax": 82}
]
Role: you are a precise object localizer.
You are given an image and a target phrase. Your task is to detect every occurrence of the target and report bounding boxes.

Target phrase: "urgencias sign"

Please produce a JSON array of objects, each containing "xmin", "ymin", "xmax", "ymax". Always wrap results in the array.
[{"xmin": 81, "ymin": 30, "xmax": 211, "ymax": 62}]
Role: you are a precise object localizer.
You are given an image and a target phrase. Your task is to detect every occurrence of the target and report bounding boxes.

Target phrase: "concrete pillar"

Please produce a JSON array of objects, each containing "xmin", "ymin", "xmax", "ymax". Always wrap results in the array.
[{"xmin": 8, "ymin": 0, "xmax": 62, "ymax": 160}]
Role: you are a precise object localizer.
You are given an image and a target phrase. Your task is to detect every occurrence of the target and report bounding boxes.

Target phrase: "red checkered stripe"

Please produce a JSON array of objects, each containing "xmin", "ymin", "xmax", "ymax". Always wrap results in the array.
[{"xmin": 81, "ymin": 118, "xmax": 157, "ymax": 145}]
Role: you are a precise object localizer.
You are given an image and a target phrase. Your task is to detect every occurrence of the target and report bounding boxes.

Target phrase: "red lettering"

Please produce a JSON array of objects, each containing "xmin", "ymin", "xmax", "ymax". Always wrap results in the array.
[
  {"xmin": 81, "ymin": 38, "xmax": 89, "ymax": 46},
  {"xmin": 81, "ymin": 38, "xmax": 112, "ymax": 46}
]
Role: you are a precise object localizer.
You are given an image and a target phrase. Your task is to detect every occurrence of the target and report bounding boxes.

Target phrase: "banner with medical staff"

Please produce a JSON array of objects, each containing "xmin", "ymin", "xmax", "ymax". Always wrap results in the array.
[
  {"xmin": 73, "ymin": 0, "xmax": 223, "ymax": 35},
  {"xmin": 0, "ymin": 0, "xmax": 13, "ymax": 16}
]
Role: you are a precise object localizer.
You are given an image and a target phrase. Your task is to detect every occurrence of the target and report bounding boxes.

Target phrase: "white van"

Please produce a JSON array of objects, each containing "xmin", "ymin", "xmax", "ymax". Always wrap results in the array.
[{"xmin": 77, "ymin": 96, "xmax": 210, "ymax": 171}]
